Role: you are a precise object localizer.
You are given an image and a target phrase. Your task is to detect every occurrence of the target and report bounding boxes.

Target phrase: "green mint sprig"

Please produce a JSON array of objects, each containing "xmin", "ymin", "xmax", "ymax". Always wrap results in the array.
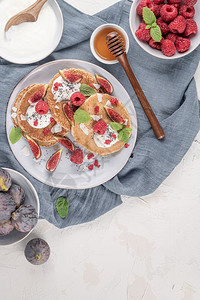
[
  {"xmin": 142, "ymin": 7, "xmax": 162, "ymax": 42},
  {"xmin": 9, "ymin": 127, "xmax": 22, "ymax": 144},
  {"xmin": 80, "ymin": 84, "xmax": 96, "ymax": 96},
  {"xmin": 74, "ymin": 109, "xmax": 91, "ymax": 123},
  {"xmin": 56, "ymin": 196, "xmax": 69, "ymax": 218},
  {"xmin": 118, "ymin": 128, "xmax": 132, "ymax": 144}
]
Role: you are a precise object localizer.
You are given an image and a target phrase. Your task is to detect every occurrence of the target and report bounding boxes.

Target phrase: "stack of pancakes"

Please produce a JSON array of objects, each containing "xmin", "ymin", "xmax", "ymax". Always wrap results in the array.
[{"xmin": 11, "ymin": 68, "xmax": 131, "ymax": 156}]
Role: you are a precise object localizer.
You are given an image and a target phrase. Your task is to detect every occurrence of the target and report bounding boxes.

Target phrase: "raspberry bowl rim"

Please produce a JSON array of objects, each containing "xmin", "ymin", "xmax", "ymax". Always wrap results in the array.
[{"xmin": 129, "ymin": 0, "xmax": 200, "ymax": 59}]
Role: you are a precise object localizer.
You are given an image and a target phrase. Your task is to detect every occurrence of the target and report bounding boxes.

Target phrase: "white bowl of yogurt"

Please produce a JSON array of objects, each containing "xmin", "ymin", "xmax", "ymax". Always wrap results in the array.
[{"xmin": 0, "ymin": 0, "xmax": 63, "ymax": 64}]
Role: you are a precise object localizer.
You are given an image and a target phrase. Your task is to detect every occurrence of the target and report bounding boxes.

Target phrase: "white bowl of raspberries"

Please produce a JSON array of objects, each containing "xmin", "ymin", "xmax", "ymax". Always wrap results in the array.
[{"xmin": 129, "ymin": 0, "xmax": 199, "ymax": 58}]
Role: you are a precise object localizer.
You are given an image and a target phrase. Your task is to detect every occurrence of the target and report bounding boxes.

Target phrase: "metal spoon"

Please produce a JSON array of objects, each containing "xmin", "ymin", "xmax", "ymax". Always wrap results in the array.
[
  {"xmin": 106, "ymin": 31, "xmax": 165, "ymax": 140},
  {"xmin": 4, "ymin": 0, "xmax": 47, "ymax": 32}
]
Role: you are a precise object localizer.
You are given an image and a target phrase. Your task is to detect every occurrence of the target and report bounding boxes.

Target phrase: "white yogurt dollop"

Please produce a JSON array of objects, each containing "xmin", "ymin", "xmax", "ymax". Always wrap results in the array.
[
  {"xmin": 0, "ymin": 0, "xmax": 57, "ymax": 61},
  {"xmin": 26, "ymin": 103, "xmax": 52, "ymax": 129},
  {"xmin": 94, "ymin": 124, "xmax": 118, "ymax": 148},
  {"xmin": 51, "ymin": 76, "xmax": 81, "ymax": 102}
]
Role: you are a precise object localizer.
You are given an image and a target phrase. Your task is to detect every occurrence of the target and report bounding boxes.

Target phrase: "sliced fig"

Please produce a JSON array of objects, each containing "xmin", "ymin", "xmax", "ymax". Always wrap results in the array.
[
  {"xmin": 54, "ymin": 136, "xmax": 74, "ymax": 152},
  {"xmin": 25, "ymin": 238, "xmax": 50, "ymax": 265},
  {"xmin": 63, "ymin": 102, "xmax": 74, "ymax": 125},
  {"xmin": 12, "ymin": 204, "xmax": 38, "ymax": 232},
  {"xmin": 104, "ymin": 106, "xmax": 125, "ymax": 124},
  {"xmin": 46, "ymin": 149, "xmax": 63, "ymax": 172},
  {"xmin": 59, "ymin": 70, "xmax": 83, "ymax": 83},
  {"xmin": 26, "ymin": 135, "xmax": 41, "ymax": 160},
  {"xmin": 0, "ymin": 168, "xmax": 12, "ymax": 192},
  {"xmin": 95, "ymin": 74, "xmax": 113, "ymax": 94},
  {"xmin": 28, "ymin": 84, "xmax": 48, "ymax": 104}
]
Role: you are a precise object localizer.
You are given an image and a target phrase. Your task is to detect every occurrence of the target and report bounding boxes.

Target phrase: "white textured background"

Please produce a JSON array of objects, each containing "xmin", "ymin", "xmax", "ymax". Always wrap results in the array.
[{"xmin": 0, "ymin": 1, "xmax": 200, "ymax": 299}]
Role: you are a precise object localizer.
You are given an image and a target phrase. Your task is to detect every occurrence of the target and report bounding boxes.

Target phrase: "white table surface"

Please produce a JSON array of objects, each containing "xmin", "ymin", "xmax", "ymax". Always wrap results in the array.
[{"xmin": 1, "ymin": 1, "xmax": 200, "ymax": 299}]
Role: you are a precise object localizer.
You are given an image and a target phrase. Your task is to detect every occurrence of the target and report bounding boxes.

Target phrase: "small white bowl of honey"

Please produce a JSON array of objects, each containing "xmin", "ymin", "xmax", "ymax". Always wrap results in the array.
[{"xmin": 90, "ymin": 23, "xmax": 129, "ymax": 64}]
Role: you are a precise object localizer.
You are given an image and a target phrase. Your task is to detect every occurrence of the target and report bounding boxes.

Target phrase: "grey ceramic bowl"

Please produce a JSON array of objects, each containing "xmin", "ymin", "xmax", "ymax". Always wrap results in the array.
[{"xmin": 0, "ymin": 168, "xmax": 40, "ymax": 246}]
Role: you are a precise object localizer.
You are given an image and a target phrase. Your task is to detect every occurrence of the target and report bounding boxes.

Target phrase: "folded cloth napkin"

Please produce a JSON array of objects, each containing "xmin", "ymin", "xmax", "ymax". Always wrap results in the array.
[{"xmin": 0, "ymin": 0, "xmax": 199, "ymax": 228}]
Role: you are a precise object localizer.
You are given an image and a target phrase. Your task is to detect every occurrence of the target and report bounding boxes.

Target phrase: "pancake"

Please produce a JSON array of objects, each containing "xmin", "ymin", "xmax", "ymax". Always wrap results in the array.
[
  {"xmin": 17, "ymin": 84, "xmax": 68, "ymax": 146},
  {"xmin": 46, "ymin": 68, "xmax": 97, "ymax": 132},
  {"xmin": 71, "ymin": 94, "xmax": 132, "ymax": 156}
]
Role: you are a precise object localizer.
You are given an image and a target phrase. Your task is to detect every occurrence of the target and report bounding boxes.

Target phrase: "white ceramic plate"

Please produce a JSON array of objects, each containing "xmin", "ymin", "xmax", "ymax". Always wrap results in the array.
[
  {"xmin": 129, "ymin": 0, "xmax": 200, "ymax": 59},
  {"xmin": 6, "ymin": 59, "xmax": 137, "ymax": 189},
  {"xmin": 0, "ymin": 168, "xmax": 40, "ymax": 246}
]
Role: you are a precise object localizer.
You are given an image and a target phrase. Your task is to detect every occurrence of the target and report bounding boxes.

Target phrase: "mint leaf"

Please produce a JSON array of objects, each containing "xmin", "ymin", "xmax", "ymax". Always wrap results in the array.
[
  {"xmin": 151, "ymin": 22, "xmax": 157, "ymax": 28},
  {"xmin": 80, "ymin": 84, "xmax": 96, "ymax": 97},
  {"xmin": 9, "ymin": 127, "xmax": 22, "ymax": 144},
  {"xmin": 142, "ymin": 7, "xmax": 156, "ymax": 25},
  {"xmin": 74, "ymin": 109, "xmax": 91, "ymax": 123},
  {"xmin": 56, "ymin": 197, "xmax": 69, "ymax": 218},
  {"xmin": 118, "ymin": 128, "xmax": 132, "ymax": 144},
  {"xmin": 150, "ymin": 25, "xmax": 162, "ymax": 42},
  {"xmin": 110, "ymin": 122, "xmax": 123, "ymax": 131},
  {"xmin": 145, "ymin": 25, "xmax": 151, "ymax": 30}
]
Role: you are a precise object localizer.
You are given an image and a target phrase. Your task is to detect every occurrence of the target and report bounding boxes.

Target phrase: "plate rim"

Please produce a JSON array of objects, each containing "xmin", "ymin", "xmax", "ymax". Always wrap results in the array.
[{"xmin": 6, "ymin": 59, "xmax": 138, "ymax": 189}]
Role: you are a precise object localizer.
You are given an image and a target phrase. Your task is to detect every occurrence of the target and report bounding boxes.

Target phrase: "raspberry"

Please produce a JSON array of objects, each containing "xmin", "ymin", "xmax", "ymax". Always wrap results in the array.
[
  {"xmin": 172, "ymin": 3, "xmax": 180, "ymax": 9},
  {"xmin": 87, "ymin": 153, "xmax": 94, "ymax": 160},
  {"xmin": 175, "ymin": 36, "xmax": 191, "ymax": 52},
  {"xmin": 70, "ymin": 149, "xmax": 83, "ymax": 165},
  {"xmin": 105, "ymin": 140, "xmax": 111, "ymax": 145},
  {"xmin": 165, "ymin": 33, "xmax": 178, "ymax": 43},
  {"xmin": 94, "ymin": 106, "xmax": 99, "ymax": 114},
  {"xmin": 35, "ymin": 100, "xmax": 49, "ymax": 115},
  {"xmin": 88, "ymin": 164, "xmax": 93, "ymax": 170},
  {"xmin": 50, "ymin": 117, "xmax": 56, "ymax": 124},
  {"xmin": 93, "ymin": 120, "xmax": 107, "ymax": 135},
  {"xmin": 135, "ymin": 23, "xmax": 151, "ymax": 41},
  {"xmin": 70, "ymin": 92, "xmax": 85, "ymax": 106},
  {"xmin": 94, "ymin": 160, "xmax": 100, "ymax": 168},
  {"xmin": 157, "ymin": 17, "xmax": 169, "ymax": 35},
  {"xmin": 153, "ymin": 0, "xmax": 164, "ymax": 5},
  {"xmin": 33, "ymin": 119, "xmax": 38, "ymax": 126},
  {"xmin": 160, "ymin": 5, "xmax": 178, "ymax": 22},
  {"xmin": 111, "ymin": 134, "xmax": 117, "ymax": 139},
  {"xmin": 148, "ymin": 2, "xmax": 160, "ymax": 16},
  {"xmin": 179, "ymin": 5, "xmax": 195, "ymax": 18},
  {"xmin": 149, "ymin": 37, "xmax": 164, "ymax": 50},
  {"xmin": 161, "ymin": 39, "xmax": 176, "ymax": 56},
  {"xmin": 43, "ymin": 128, "xmax": 50, "ymax": 136},
  {"xmin": 169, "ymin": 15, "xmax": 186, "ymax": 34},
  {"xmin": 168, "ymin": 0, "xmax": 181, "ymax": 4},
  {"xmin": 136, "ymin": 0, "xmax": 151, "ymax": 15},
  {"xmin": 53, "ymin": 86, "xmax": 58, "ymax": 91},
  {"xmin": 183, "ymin": 19, "xmax": 198, "ymax": 36},
  {"xmin": 110, "ymin": 98, "xmax": 119, "ymax": 105},
  {"xmin": 184, "ymin": 0, "xmax": 197, "ymax": 7},
  {"xmin": 124, "ymin": 144, "xmax": 130, "ymax": 148}
]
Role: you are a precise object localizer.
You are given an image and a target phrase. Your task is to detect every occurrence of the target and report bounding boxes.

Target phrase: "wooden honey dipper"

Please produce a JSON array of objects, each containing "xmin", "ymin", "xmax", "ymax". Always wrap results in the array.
[{"xmin": 106, "ymin": 31, "xmax": 165, "ymax": 140}]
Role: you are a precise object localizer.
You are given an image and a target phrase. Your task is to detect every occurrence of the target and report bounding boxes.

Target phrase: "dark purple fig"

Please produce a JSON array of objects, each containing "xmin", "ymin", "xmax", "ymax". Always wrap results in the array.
[
  {"xmin": 0, "ymin": 168, "xmax": 12, "ymax": 192},
  {"xmin": 8, "ymin": 184, "xmax": 25, "ymax": 208},
  {"xmin": 0, "ymin": 219, "xmax": 14, "ymax": 236},
  {"xmin": 25, "ymin": 238, "xmax": 50, "ymax": 265},
  {"xmin": 0, "ymin": 192, "xmax": 16, "ymax": 221},
  {"xmin": 12, "ymin": 204, "xmax": 38, "ymax": 232}
]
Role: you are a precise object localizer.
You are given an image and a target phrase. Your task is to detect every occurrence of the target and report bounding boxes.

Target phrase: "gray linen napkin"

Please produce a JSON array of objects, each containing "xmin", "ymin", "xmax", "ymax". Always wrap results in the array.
[{"xmin": 0, "ymin": 0, "xmax": 199, "ymax": 228}]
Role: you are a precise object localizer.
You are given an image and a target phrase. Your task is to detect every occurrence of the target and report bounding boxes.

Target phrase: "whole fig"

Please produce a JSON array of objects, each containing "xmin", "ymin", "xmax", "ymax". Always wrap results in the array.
[
  {"xmin": 0, "ymin": 219, "xmax": 14, "ymax": 236},
  {"xmin": 0, "ymin": 192, "xmax": 16, "ymax": 221},
  {"xmin": 9, "ymin": 184, "xmax": 25, "ymax": 208},
  {"xmin": 24, "ymin": 238, "xmax": 50, "ymax": 265},
  {"xmin": 0, "ymin": 168, "xmax": 12, "ymax": 192},
  {"xmin": 12, "ymin": 204, "xmax": 38, "ymax": 232}
]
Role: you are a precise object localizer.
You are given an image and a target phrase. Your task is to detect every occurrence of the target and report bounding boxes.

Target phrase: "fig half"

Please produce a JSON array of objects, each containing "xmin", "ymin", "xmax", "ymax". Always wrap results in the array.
[
  {"xmin": 59, "ymin": 70, "xmax": 83, "ymax": 83},
  {"xmin": 95, "ymin": 74, "xmax": 113, "ymax": 94},
  {"xmin": 104, "ymin": 106, "xmax": 125, "ymax": 124},
  {"xmin": 63, "ymin": 102, "xmax": 74, "ymax": 125},
  {"xmin": 26, "ymin": 135, "xmax": 41, "ymax": 160},
  {"xmin": 54, "ymin": 136, "xmax": 75, "ymax": 152},
  {"xmin": 46, "ymin": 149, "xmax": 63, "ymax": 172},
  {"xmin": 28, "ymin": 84, "xmax": 48, "ymax": 104}
]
